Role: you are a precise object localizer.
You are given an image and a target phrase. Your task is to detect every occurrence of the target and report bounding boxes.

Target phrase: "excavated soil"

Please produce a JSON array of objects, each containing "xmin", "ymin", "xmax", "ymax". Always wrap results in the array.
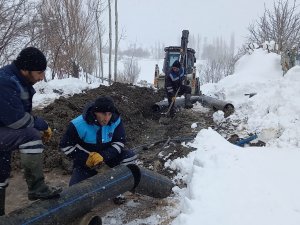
[
  {"xmin": 11, "ymin": 82, "xmax": 215, "ymax": 175},
  {"xmin": 7, "ymin": 82, "xmax": 216, "ymax": 223}
]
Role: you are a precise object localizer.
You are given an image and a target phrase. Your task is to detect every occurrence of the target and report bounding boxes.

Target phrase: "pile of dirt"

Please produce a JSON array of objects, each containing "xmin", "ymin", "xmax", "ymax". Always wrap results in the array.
[{"xmin": 11, "ymin": 82, "xmax": 215, "ymax": 177}]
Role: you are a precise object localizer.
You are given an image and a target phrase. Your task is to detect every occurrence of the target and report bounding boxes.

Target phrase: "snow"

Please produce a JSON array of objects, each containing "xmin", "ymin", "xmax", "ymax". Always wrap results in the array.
[
  {"xmin": 212, "ymin": 110, "xmax": 225, "ymax": 124},
  {"xmin": 33, "ymin": 77, "xmax": 101, "ymax": 108},
  {"xmin": 31, "ymin": 48, "xmax": 300, "ymax": 224},
  {"xmin": 167, "ymin": 49, "xmax": 300, "ymax": 225},
  {"xmin": 136, "ymin": 58, "xmax": 164, "ymax": 84},
  {"xmin": 201, "ymin": 49, "xmax": 300, "ymax": 147},
  {"xmin": 170, "ymin": 129, "xmax": 300, "ymax": 225}
]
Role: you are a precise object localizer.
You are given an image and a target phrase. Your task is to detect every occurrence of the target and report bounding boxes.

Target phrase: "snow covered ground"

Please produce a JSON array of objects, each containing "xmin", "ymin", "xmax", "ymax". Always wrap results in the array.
[
  {"xmin": 168, "ymin": 49, "xmax": 300, "ymax": 225},
  {"xmin": 32, "ymin": 49, "xmax": 300, "ymax": 225}
]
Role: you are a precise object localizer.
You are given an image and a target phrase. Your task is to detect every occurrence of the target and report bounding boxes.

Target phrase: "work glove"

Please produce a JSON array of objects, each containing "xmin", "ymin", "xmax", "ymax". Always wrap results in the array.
[
  {"xmin": 42, "ymin": 127, "xmax": 52, "ymax": 143},
  {"xmin": 86, "ymin": 152, "xmax": 104, "ymax": 168}
]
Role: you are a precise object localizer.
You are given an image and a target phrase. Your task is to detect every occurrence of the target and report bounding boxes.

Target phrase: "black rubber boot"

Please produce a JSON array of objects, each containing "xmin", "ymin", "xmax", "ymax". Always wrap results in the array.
[
  {"xmin": 0, "ymin": 188, "xmax": 5, "ymax": 216},
  {"xmin": 20, "ymin": 153, "xmax": 62, "ymax": 201},
  {"xmin": 184, "ymin": 94, "xmax": 193, "ymax": 109}
]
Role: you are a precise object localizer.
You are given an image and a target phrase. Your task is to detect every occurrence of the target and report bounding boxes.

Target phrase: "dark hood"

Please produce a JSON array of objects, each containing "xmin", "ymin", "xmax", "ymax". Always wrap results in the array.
[{"xmin": 82, "ymin": 102, "xmax": 120, "ymax": 125}]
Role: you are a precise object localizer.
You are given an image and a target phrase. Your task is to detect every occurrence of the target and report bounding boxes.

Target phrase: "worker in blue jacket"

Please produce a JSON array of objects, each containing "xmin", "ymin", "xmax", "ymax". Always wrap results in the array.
[
  {"xmin": 0, "ymin": 47, "xmax": 62, "ymax": 216},
  {"xmin": 60, "ymin": 96, "xmax": 137, "ymax": 186},
  {"xmin": 165, "ymin": 60, "xmax": 193, "ymax": 117}
]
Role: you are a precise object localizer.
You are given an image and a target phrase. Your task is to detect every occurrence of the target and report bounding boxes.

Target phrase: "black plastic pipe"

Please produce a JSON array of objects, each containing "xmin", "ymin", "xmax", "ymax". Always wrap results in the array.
[
  {"xmin": 0, "ymin": 165, "xmax": 173, "ymax": 225},
  {"xmin": 75, "ymin": 212, "xmax": 102, "ymax": 225},
  {"xmin": 133, "ymin": 166, "xmax": 174, "ymax": 198},
  {"xmin": 194, "ymin": 95, "xmax": 234, "ymax": 116},
  {"xmin": 152, "ymin": 95, "xmax": 234, "ymax": 116}
]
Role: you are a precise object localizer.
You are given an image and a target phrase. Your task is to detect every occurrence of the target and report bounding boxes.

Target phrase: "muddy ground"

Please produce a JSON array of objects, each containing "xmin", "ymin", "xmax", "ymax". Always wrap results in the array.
[{"xmin": 7, "ymin": 82, "xmax": 218, "ymax": 224}]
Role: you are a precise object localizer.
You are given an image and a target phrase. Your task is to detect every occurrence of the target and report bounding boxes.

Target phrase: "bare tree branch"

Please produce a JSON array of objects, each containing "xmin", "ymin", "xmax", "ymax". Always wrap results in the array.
[{"xmin": 247, "ymin": 0, "xmax": 300, "ymax": 52}]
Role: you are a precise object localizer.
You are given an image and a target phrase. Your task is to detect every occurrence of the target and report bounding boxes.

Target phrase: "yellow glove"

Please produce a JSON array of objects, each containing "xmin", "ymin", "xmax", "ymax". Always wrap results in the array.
[
  {"xmin": 42, "ymin": 127, "xmax": 52, "ymax": 143},
  {"xmin": 86, "ymin": 152, "xmax": 104, "ymax": 168}
]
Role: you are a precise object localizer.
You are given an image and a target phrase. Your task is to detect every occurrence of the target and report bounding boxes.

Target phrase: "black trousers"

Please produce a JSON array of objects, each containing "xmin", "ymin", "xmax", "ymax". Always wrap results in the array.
[{"xmin": 166, "ymin": 85, "xmax": 191, "ymax": 104}]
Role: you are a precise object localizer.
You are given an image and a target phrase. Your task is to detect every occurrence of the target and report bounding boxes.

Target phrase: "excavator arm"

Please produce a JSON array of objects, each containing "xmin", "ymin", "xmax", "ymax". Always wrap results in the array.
[{"xmin": 180, "ymin": 30, "xmax": 189, "ymax": 70}]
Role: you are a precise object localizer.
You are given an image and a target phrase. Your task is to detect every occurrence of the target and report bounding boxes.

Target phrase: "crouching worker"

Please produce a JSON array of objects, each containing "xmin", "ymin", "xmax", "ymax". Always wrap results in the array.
[
  {"xmin": 59, "ymin": 96, "xmax": 137, "ymax": 187},
  {"xmin": 165, "ymin": 60, "xmax": 193, "ymax": 117},
  {"xmin": 0, "ymin": 47, "xmax": 62, "ymax": 216}
]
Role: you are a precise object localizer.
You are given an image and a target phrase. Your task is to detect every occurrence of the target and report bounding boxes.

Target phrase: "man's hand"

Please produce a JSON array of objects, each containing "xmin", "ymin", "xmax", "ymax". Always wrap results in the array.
[
  {"xmin": 86, "ymin": 152, "xmax": 104, "ymax": 168},
  {"xmin": 171, "ymin": 96, "xmax": 176, "ymax": 102},
  {"xmin": 42, "ymin": 127, "xmax": 52, "ymax": 143}
]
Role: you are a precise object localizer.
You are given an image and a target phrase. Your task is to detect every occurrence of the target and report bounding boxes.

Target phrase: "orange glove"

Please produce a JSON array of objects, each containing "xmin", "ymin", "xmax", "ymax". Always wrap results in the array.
[
  {"xmin": 42, "ymin": 127, "xmax": 52, "ymax": 143},
  {"xmin": 86, "ymin": 152, "xmax": 104, "ymax": 168}
]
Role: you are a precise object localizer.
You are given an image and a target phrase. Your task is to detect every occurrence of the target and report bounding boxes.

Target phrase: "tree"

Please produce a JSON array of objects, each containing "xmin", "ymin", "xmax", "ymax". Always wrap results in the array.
[
  {"xmin": 196, "ymin": 34, "xmax": 202, "ymax": 59},
  {"xmin": 0, "ymin": 0, "xmax": 34, "ymax": 65},
  {"xmin": 36, "ymin": 0, "xmax": 96, "ymax": 79},
  {"xmin": 90, "ymin": 0, "xmax": 106, "ymax": 82},
  {"xmin": 121, "ymin": 45, "xmax": 150, "ymax": 58},
  {"xmin": 151, "ymin": 41, "xmax": 164, "ymax": 59},
  {"xmin": 247, "ymin": 0, "xmax": 300, "ymax": 52},
  {"xmin": 117, "ymin": 57, "xmax": 140, "ymax": 84},
  {"xmin": 108, "ymin": 0, "xmax": 112, "ymax": 84},
  {"xmin": 114, "ymin": 0, "xmax": 118, "ymax": 82},
  {"xmin": 199, "ymin": 36, "xmax": 237, "ymax": 84}
]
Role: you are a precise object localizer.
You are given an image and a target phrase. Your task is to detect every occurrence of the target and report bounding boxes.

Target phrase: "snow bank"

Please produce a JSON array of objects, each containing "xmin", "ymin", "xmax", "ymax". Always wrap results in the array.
[
  {"xmin": 201, "ymin": 49, "xmax": 300, "ymax": 147},
  {"xmin": 170, "ymin": 129, "xmax": 300, "ymax": 225}
]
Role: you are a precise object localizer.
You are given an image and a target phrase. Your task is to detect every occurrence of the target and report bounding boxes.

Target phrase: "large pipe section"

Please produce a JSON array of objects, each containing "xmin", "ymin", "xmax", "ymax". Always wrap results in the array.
[
  {"xmin": 152, "ymin": 95, "xmax": 234, "ymax": 116},
  {"xmin": 75, "ymin": 212, "xmax": 102, "ymax": 225},
  {"xmin": 0, "ymin": 164, "xmax": 174, "ymax": 225},
  {"xmin": 128, "ymin": 165, "xmax": 175, "ymax": 198},
  {"xmin": 194, "ymin": 95, "xmax": 235, "ymax": 116}
]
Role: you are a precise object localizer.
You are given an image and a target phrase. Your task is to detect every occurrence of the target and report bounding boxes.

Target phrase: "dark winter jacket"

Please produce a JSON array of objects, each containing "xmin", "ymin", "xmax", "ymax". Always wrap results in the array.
[
  {"xmin": 0, "ymin": 63, "xmax": 48, "ymax": 131},
  {"xmin": 165, "ymin": 67, "xmax": 185, "ymax": 97},
  {"xmin": 59, "ymin": 103, "xmax": 126, "ymax": 167}
]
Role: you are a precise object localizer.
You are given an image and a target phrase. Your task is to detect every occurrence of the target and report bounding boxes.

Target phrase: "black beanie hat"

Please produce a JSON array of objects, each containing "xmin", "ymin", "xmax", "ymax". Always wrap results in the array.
[
  {"xmin": 172, "ymin": 60, "xmax": 181, "ymax": 69},
  {"xmin": 93, "ymin": 96, "xmax": 116, "ymax": 113},
  {"xmin": 14, "ymin": 47, "xmax": 47, "ymax": 71}
]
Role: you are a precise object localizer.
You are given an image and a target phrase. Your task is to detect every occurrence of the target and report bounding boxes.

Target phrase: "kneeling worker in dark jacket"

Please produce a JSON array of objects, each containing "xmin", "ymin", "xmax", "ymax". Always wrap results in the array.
[
  {"xmin": 0, "ymin": 47, "xmax": 62, "ymax": 216},
  {"xmin": 60, "ymin": 96, "xmax": 137, "ymax": 186}
]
